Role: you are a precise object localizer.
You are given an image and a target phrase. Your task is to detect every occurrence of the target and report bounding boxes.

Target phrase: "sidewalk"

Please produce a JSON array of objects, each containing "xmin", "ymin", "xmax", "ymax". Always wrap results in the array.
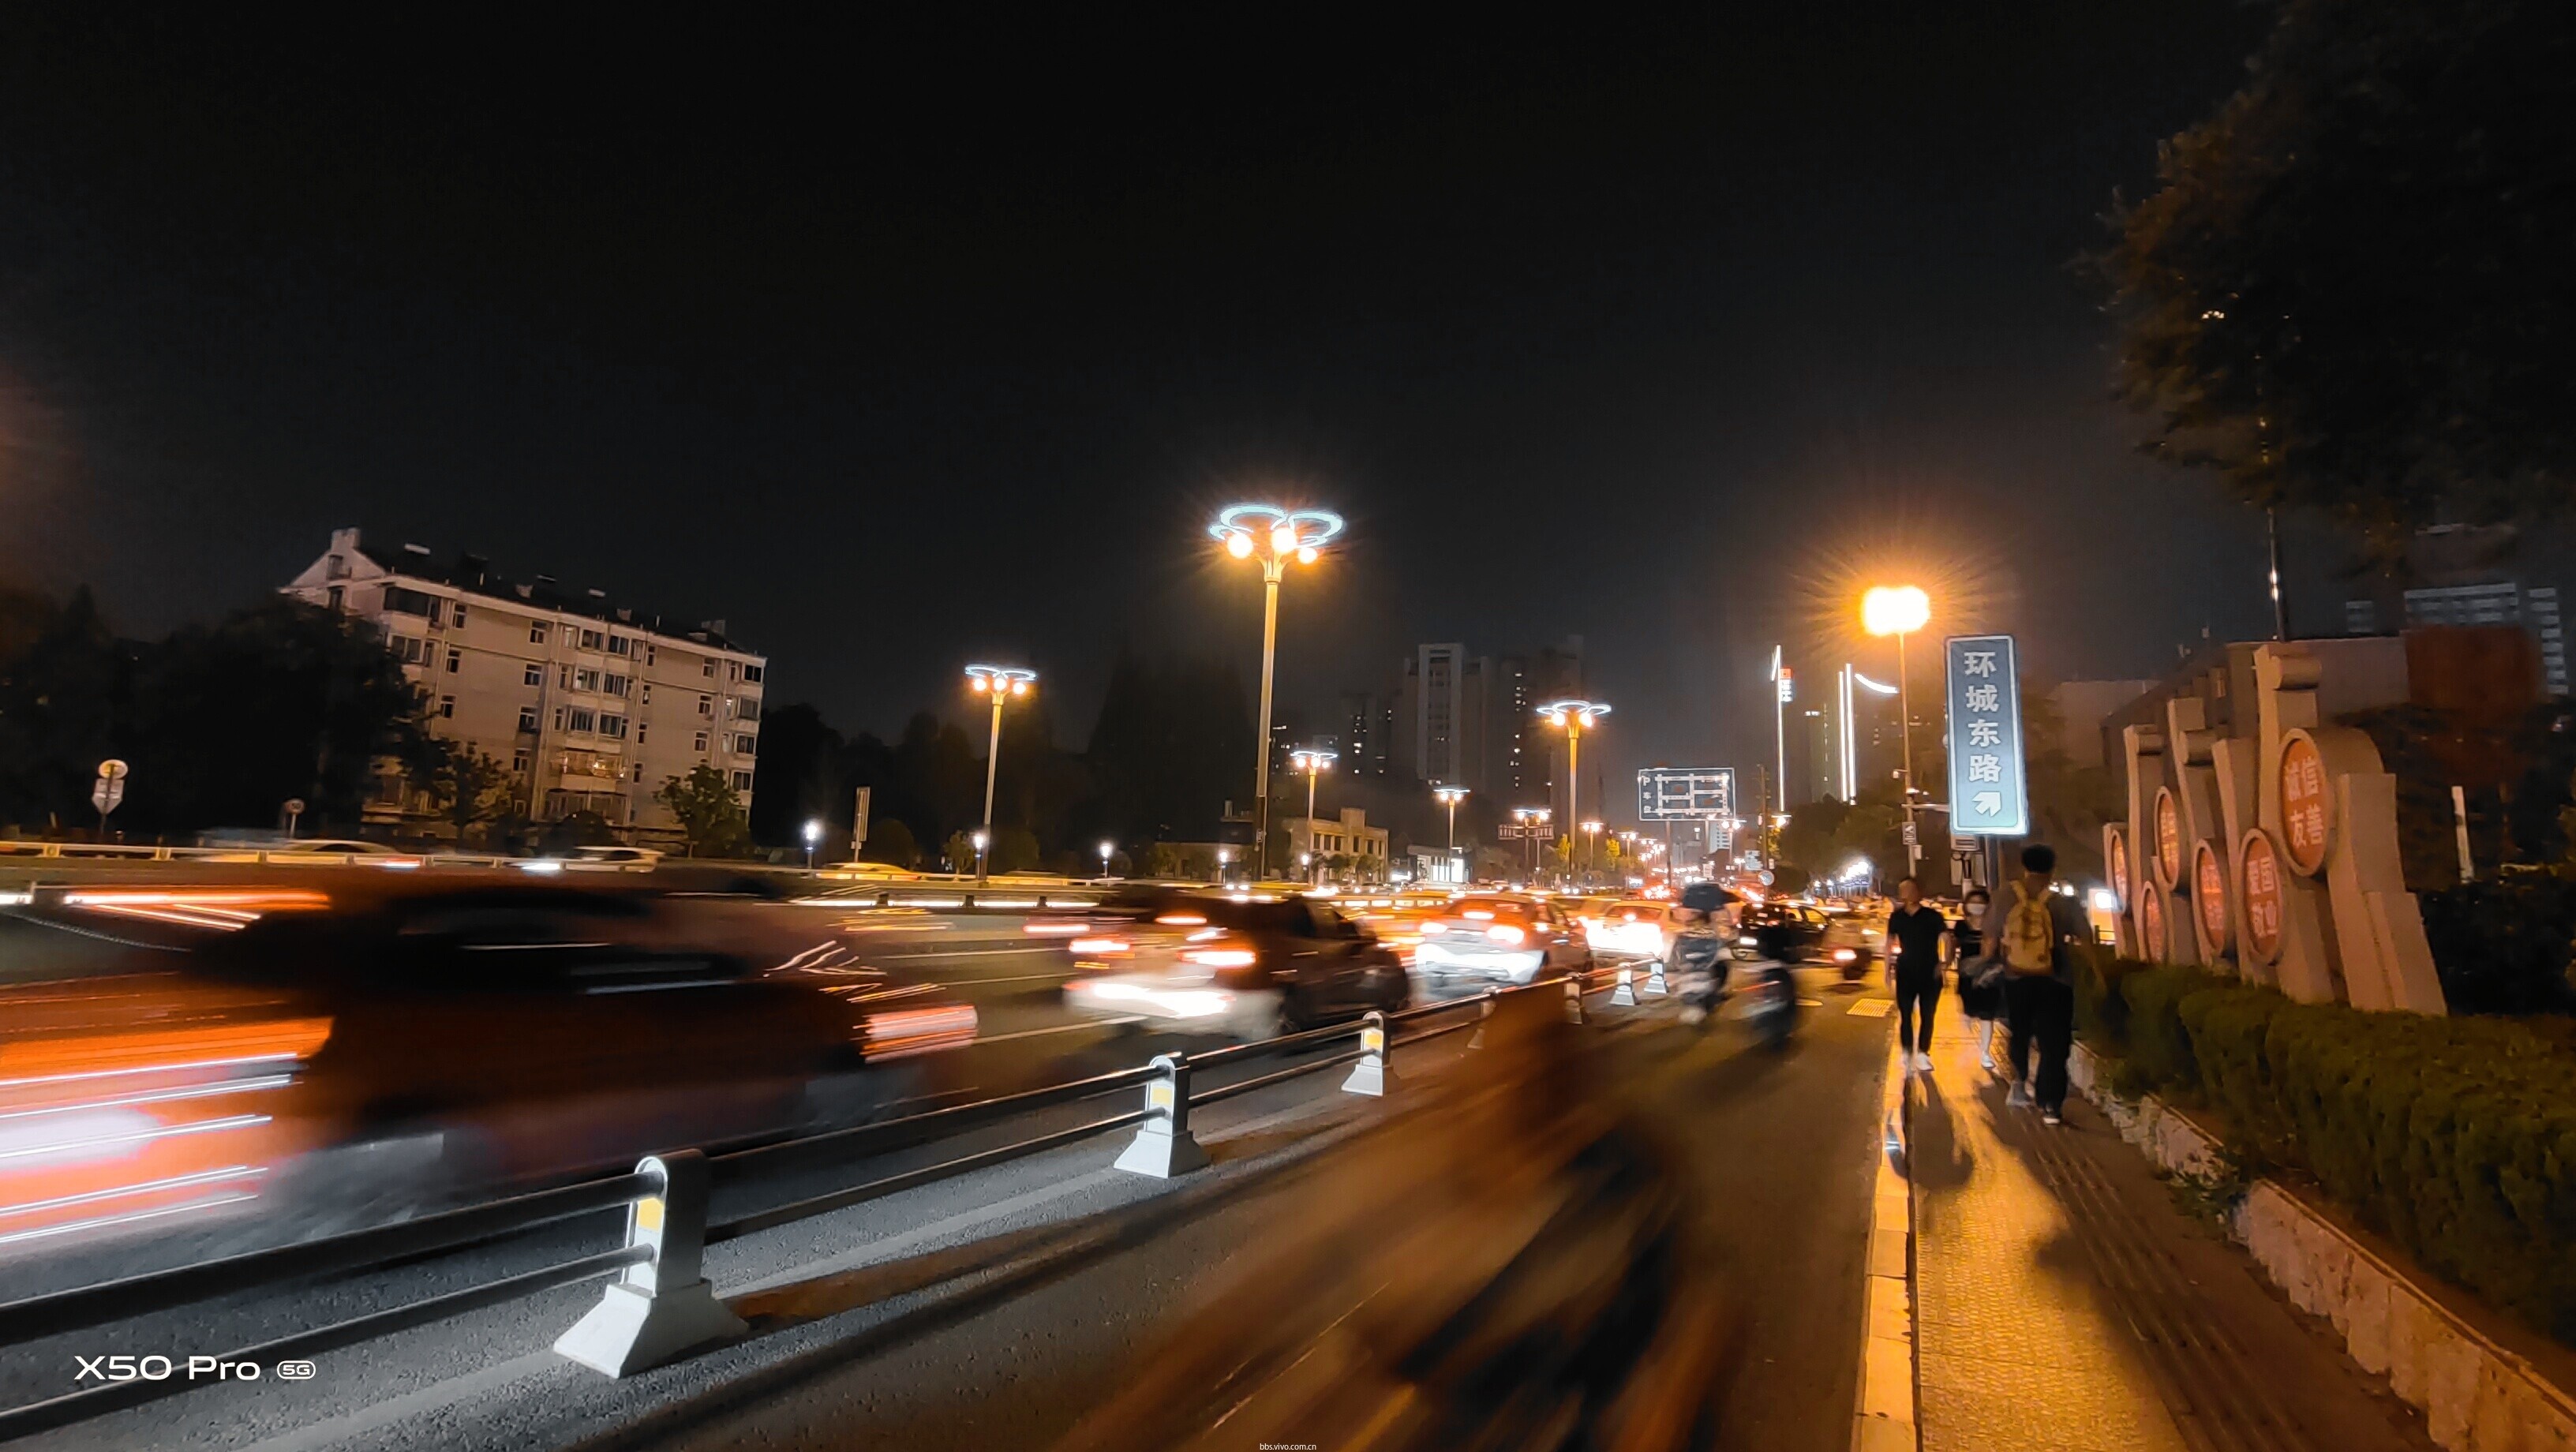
[{"xmin": 1904, "ymin": 1001, "xmax": 2436, "ymax": 1452}]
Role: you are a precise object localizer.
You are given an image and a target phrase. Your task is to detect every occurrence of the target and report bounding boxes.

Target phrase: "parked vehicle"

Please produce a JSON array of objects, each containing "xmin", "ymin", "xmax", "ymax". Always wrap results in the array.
[
  {"xmin": 1413, "ymin": 894, "xmax": 1591, "ymax": 986},
  {"xmin": 1059, "ymin": 887, "xmax": 1410, "ymax": 1039}
]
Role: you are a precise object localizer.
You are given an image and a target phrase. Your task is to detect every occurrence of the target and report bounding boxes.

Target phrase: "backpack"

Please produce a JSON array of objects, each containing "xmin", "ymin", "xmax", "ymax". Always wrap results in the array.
[{"xmin": 2001, "ymin": 882, "xmax": 2057, "ymax": 977}]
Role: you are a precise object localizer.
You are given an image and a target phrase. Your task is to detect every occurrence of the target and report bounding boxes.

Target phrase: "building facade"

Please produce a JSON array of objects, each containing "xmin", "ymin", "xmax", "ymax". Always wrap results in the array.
[
  {"xmin": 283, "ymin": 528, "xmax": 766, "ymax": 841},
  {"xmin": 1285, "ymin": 806, "xmax": 1390, "ymax": 881}
]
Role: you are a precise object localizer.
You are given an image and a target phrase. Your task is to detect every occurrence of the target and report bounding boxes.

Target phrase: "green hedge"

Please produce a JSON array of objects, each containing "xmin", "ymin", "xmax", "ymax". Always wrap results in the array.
[{"xmin": 2082, "ymin": 956, "xmax": 2576, "ymax": 1343}]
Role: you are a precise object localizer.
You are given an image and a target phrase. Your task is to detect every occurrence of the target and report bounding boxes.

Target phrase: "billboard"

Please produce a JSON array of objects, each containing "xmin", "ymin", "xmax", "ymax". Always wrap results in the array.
[
  {"xmin": 1944, "ymin": 634, "xmax": 2028, "ymax": 836},
  {"xmin": 1637, "ymin": 767, "xmax": 1735, "ymax": 821}
]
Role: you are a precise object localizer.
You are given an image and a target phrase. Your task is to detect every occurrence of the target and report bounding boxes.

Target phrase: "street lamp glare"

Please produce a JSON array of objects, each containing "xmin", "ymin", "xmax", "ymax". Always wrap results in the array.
[
  {"xmin": 803, "ymin": 820, "xmax": 821, "ymax": 843},
  {"xmin": 1295, "ymin": 545, "xmax": 1317, "ymax": 565},
  {"xmin": 1862, "ymin": 585, "xmax": 1931, "ymax": 638},
  {"xmin": 1226, "ymin": 530, "xmax": 1254, "ymax": 558}
]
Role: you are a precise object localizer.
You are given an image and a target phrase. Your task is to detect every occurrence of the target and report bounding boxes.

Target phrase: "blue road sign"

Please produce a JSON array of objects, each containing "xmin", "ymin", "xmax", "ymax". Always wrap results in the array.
[
  {"xmin": 1944, "ymin": 634, "xmax": 2028, "ymax": 836},
  {"xmin": 1637, "ymin": 767, "xmax": 1735, "ymax": 821}
]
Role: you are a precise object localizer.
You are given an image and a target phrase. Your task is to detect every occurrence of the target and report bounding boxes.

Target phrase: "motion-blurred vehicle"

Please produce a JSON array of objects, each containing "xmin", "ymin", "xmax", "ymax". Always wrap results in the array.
[
  {"xmin": 1413, "ymin": 894, "xmax": 1590, "ymax": 986},
  {"xmin": 202, "ymin": 838, "xmax": 423, "ymax": 866},
  {"xmin": 1734, "ymin": 900, "xmax": 1828, "ymax": 962},
  {"xmin": 550, "ymin": 844, "xmax": 665, "ymax": 872},
  {"xmin": 1335, "ymin": 890, "xmax": 1455, "ymax": 966},
  {"xmin": 0, "ymin": 879, "xmax": 974, "ymax": 1252},
  {"xmin": 1584, "ymin": 897, "xmax": 1674, "ymax": 960},
  {"xmin": 1059, "ymin": 887, "xmax": 1410, "ymax": 1039},
  {"xmin": 1819, "ymin": 904, "xmax": 1882, "ymax": 978}
]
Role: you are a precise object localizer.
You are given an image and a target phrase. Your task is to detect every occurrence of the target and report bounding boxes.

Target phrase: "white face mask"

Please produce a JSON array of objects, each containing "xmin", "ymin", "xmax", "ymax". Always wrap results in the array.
[{"xmin": 1965, "ymin": 904, "xmax": 1986, "ymax": 920}]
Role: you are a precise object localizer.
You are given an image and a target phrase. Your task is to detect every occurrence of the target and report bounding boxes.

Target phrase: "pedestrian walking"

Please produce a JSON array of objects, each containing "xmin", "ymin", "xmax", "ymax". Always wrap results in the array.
[
  {"xmin": 1979, "ymin": 844, "xmax": 2090, "ymax": 1125},
  {"xmin": 1949, "ymin": 887, "xmax": 2004, "ymax": 1069},
  {"xmin": 1886, "ymin": 876, "xmax": 1947, "ymax": 1073}
]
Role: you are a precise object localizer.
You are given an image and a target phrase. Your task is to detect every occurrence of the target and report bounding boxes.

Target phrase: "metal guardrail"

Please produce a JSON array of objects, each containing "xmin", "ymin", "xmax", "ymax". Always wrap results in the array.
[{"xmin": 0, "ymin": 967, "xmax": 1661, "ymax": 1437}]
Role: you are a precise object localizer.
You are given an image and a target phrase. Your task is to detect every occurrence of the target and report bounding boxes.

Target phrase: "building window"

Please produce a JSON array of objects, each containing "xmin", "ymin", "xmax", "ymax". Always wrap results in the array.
[
  {"xmin": 698, "ymin": 694, "xmax": 713, "ymax": 717},
  {"xmin": 602, "ymin": 673, "xmax": 629, "ymax": 696},
  {"xmin": 426, "ymin": 598, "xmax": 445, "ymax": 627},
  {"xmin": 575, "ymin": 668, "xmax": 601, "ymax": 692},
  {"xmin": 645, "ymin": 644, "xmax": 657, "ymax": 666},
  {"xmin": 531, "ymin": 621, "xmax": 548, "ymax": 644},
  {"xmin": 724, "ymin": 696, "xmax": 738, "ymax": 719},
  {"xmin": 327, "ymin": 586, "xmax": 343, "ymax": 610},
  {"xmin": 567, "ymin": 707, "xmax": 596, "ymax": 733},
  {"xmin": 727, "ymin": 662, "xmax": 741, "ymax": 682},
  {"xmin": 730, "ymin": 770, "xmax": 754, "ymax": 792},
  {"xmin": 518, "ymin": 706, "xmax": 539, "ymax": 734},
  {"xmin": 736, "ymin": 698, "xmax": 760, "ymax": 722},
  {"xmin": 743, "ymin": 663, "xmax": 763, "ymax": 684},
  {"xmin": 640, "ymin": 683, "xmax": 652, "ymax": 705},
  {"xmin": 523, "ymin": 662, "xmax": 543, "ymax": 687},
  {"xmin": 384, "ymin": 586, "xmax": 432, "ymax": 616},
  {"xmin": 446, "ymin": 646, "xmax": 462, "ymax": 673},
  {"xmin": 439, "ymin": 695, "xmax": 455, "ymax": 720},
  {"xmin": 633, "ymin": 763, "xmax": 646, "ymax": 784},
  {"xmin": 390, "ymin": 636, "xmax": 428, "ymax": 665},
  {"xmin": 694, "ymin": 730, "xmax": 710, "ymax": 752},
  {"xmin": 607, "ymin": 634, "xmax": 631, "ymax": 657},
  {"xmin": 733, "ymin": 733, "xmax": 757, "ymax": 756},
  {"xmin": 453, "ymin": 604, "xmax": 467, "ymax": 627},
  {"xmin": 559, "ymin": 664, "xmax": 573, "ymax": 689},
  {"xmin": 511, "ymin": 749, "xmax": 530, "ymax": 773},
  {"xmin": 635, "ymin": 723, "xmax": 648, "ymax": 744},
  {"xmin": 578, "ymin": 628, "xmax": 604, "ymax": 651},
  {"xmin": 702, "ymin": 661, "xmax": 715, "ymax": 678},
  {"xmin": 552, "ymin": 706, "xmax": 567, "ymax": 732},
  {"xmin": 601, "ymin": 714, "xmax": 628, "ymax": 739}
]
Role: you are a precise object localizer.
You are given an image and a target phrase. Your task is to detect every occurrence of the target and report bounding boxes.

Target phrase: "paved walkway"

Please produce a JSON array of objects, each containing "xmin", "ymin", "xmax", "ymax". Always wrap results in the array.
[{"xmin": 1905, "ymin": 1002, "xmax": 2435, "ymax": 1452}]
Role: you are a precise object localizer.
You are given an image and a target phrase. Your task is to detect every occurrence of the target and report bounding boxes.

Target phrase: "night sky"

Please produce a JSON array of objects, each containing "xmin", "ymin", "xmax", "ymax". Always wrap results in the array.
[{"xmin": 0, "ymin": 9, "xmax": 2284, "ymax": 792}]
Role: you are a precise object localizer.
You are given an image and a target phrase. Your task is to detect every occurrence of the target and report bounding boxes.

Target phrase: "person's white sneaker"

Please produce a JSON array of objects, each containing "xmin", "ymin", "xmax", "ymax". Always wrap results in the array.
[
  {"xmin": 2042, "ymin": 1110, "xmax": 2064, "ymax": 1127},
  {"xmin": 1913, "ymin": 1052, "xmax": 1934, "ymax": 1072},
  {"xmin": 2007, "ymin": 1083, "xmax": 2032, "ymax": 1109},
  {"xmin": 1979, "ymin": 1050, "xmax": 1996, "ymax": 1071}
]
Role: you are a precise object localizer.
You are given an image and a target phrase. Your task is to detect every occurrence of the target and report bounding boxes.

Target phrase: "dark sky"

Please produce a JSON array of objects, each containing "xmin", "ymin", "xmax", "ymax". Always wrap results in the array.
[{"xmin": 0, "ymin": 8, "xmax": 2283, "ymax": 795}]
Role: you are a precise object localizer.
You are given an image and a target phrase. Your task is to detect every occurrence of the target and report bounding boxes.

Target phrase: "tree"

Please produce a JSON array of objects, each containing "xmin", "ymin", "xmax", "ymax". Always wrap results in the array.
[
  {"xmin": 748, "ymin": 702, "xmax": 845, "ymax": 848},
  {"xmin": 859, "ymin": 817, "xmax": 919, "ymax": 868},
  {"xmin": 423, "ymin": 745, "xmax": 513, "ymax": 848},
  {"xmin": 2102, "ymin": 0, "xmax": 2576, "ymax": 566},
  {"xmin": 657, "ymin": 763, "xmax": 751, "ymax": 858}
]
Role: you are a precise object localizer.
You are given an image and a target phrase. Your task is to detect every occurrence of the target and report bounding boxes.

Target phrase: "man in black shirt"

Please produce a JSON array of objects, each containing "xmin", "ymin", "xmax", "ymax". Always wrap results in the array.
[{"xmin": 1886, "ymin": 876, "xmax": 1949, "ymax": 1073}]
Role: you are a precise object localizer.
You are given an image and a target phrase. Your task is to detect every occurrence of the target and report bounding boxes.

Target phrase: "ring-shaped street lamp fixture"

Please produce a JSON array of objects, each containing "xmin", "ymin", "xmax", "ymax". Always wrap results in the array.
[
  {"xmin": 1536, "ymin": 702, "xmax": 1609, "ymax": 886},
  {"xmin": 1535, "ymin": 698, "xmax": 1612, "ymax": 730},
  {"xmin": 965, "ymin": 664, "xmax": 1038, "ymax": 696},
  {"xmin": 1208, "ymin": 504, "xmax": 1346, "ymax": 565},
  {"xmin": 1289, "ymin": 747, "xmax": 1339, "ymax": 773}
]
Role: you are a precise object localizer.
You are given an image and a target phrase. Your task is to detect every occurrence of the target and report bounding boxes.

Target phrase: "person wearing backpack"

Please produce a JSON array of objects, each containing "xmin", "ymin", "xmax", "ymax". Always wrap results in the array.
[{"xmin": 1980, "ymin": 842, "xmax": 2088, "ymax": 1125}]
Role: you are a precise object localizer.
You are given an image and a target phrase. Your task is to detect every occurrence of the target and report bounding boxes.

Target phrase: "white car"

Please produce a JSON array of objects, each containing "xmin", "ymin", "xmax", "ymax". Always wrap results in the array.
[
  {"xmin": 1584, "ymin": 899, "xmax": 1672, "ymax": 960},
  {"xmin": 564, "ymin": 845, "xmax": 665, "ymax": 871}
]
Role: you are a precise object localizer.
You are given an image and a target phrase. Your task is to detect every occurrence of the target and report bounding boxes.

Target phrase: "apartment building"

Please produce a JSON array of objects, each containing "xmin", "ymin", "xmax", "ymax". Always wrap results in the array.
[{"xmin": 283, "ymin": 528, "xmax": 766, "ymax": 841}]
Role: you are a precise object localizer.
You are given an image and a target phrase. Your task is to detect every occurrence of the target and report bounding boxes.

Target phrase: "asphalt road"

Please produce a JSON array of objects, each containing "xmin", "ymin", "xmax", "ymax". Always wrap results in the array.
[{"xmin": 6, "ymin": 957, "xmax": 1893, "ymax": 1452}]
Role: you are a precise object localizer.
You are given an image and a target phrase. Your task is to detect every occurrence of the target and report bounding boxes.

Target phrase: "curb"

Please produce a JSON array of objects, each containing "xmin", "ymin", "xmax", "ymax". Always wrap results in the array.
[
  {"xmin": 2069, "ymin": 1042, "xmax": 2576, "ymax": 1452},
  {"xmin": 1852, "ymin": 1027, "xmax": 1917, "ymax": 1451}
]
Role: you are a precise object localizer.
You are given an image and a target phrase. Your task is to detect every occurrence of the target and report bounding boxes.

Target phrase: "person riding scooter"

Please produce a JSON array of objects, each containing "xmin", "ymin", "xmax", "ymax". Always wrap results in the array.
[{"xmin": 1665, "ymin": 882, "xmax": 1736, "ymax": 1026}]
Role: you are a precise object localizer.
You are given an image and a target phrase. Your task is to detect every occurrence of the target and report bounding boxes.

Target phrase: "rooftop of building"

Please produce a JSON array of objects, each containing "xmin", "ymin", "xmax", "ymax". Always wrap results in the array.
[{"xmin": 330, "ymin": 528, "xmax": 759, "ymax": 657}]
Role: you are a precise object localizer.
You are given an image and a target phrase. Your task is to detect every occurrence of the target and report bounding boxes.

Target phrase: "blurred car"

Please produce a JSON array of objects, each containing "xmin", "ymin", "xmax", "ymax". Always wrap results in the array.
[
  {"xmin": 1733, "ymin": 900, "xmax": 1828, "ymax": 961},
  {"xmin": 1059, "ymin": 887, "xmax": 1410, "ymax": 1040},
  {"xmin": 1413, "ymin": 894, "xmax": 1590, "ymax": 986},
  {"xmin": 201, "ymin": 838, "xmax": 423, "ymax": 866},
  {"xmin": 0, "ymin": 879, "xmax": 974, "ymax": 1251},
  {"xmin": 1336, "ymin": 891, "xmax": 1457, "ymax": 965},
  {"xmin": 1582, "ymin": 898, "xmax": 1675, "ymax": 960},
  {"xmin": 553, "ymin": 844, "xmax": 665, "ymax": 872},
  {"xmin": 1819, "ymin": 905, "xmax": 1883, "ymax": 972}
]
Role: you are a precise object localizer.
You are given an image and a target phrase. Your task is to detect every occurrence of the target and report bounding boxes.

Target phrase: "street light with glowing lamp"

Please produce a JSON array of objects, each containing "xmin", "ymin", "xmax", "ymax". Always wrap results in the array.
[
  {"xmin": 1432, "ymin": 784, "xmax": 1468, "ymax": 851},
  {"xmin": 1512, "ymin": 806, "xmax": 1552, "ymax": 883},
  {"xmin": 1580, "ymin": 819, "xmax": 1604, "ymax": 883},
  {"xmin": 1288, "ymin": 746, "xmax": 1338, "ymax": 834},
  {"xmin": 1860, "ymin": 585, "xmax": 1931, "ymax": 871},
  {"xmin": 970, "ymin": 829, "xmax": 990, "ymax": 878},
  {"xmin": 1210, "ymin": 504, "xmax": 1345, "ymax": 879},
  {"xmin": 1099, "ymin": 840, "xmax": 1115, "ymax": 880},
  {"xmin": 1537, "ymin": 699, "xmax": 1610, "ymax": 882},
  {"xmin": 965, "ymin": 664, "xmax": 1038, "ymax": 881},
  {"xmin": 802, "ymin": 818, "xmax": 822, "ymax": 871}
]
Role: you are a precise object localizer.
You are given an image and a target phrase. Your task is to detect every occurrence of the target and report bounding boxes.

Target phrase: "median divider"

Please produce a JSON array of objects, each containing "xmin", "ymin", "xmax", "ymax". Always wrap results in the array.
[{"xmin": 0, "ymin": 966, "xmax": 1666, "ymax": 1435}]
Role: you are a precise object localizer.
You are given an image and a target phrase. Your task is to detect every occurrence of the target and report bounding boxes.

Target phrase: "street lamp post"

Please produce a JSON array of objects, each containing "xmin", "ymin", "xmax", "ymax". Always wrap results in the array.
[
  {"xmin": 802, "ymin": 818, "xmax": 821, "ymax": 871},
  {"xmin": 965, "ymin": 664, "xmax": 1037, "ymax": 883},
  {"xmin": 1512, "ymin": 806, "xmax": 1550, "ymax": 884},
  {"xmin": 1211, "ymin": 504, "xmax": 1345, "ymax": 881},
  {"xmin": 1290, "ymin": 746, "xmax": 1336, "ymax": 884},
  {"xmin": 1432, "ymin": 784, "xmax": 1468, "ymax": 886},
  {"xmin": 1537, "ymin": 700, "xmax": 1609, "ymax": 886},
  {"xmin": 1861, "ymin": 586, "xmax": 1932, "ymax": 873},
  {"xmin": 1099, "ymin": 839, "xmax": 1115, "ymax": 880},
  {"xmin": 1581, "ymin": 819, "xmax": 1604, "ymax": 884}
]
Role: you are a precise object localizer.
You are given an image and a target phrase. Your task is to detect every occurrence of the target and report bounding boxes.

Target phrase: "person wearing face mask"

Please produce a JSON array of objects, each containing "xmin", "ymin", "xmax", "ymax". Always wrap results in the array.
[{"xmin": 1949, "ymin": 887, "xmax": 2003, "ymax": 1070}]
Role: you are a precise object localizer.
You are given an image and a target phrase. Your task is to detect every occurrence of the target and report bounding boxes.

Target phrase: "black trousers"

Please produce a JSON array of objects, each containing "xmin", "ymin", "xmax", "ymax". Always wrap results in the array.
[
  {"xmin": 2005, "ymin": 975, "xmax": 2075, "ymax": 1111},
  {"xmin": 1893, "ymin": 964, "xmax": 1941, "ymax": 1053}
]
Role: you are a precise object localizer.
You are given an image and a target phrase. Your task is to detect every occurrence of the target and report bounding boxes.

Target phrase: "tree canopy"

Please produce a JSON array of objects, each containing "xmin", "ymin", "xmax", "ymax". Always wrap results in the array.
[{"xmin": 2102, "ymin": 0, "xmax": 2576, "ymax": 564}]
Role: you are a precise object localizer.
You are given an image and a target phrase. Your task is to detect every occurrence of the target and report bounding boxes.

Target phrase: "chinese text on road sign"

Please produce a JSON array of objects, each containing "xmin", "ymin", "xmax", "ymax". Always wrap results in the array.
[
  {"xmin": 1636, "ymin": 767, "xmax": 1735, "ymax": 821},
  {"xmin": 1945, "ymin": 634, "xmax": 2027, "ymax": 836}
]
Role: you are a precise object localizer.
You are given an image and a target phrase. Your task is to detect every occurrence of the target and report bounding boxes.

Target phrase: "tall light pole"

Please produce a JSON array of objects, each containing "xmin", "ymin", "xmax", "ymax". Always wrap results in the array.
[
  {"xmin": 1862, "ymin": 585, "xmax": 1931, "ymax": 873},
  {"xmin": 965, "ymin": 664, "xmax": 1037, "ymax": 883},
  {"xmin": 1769, "ymin": 646, "xmax": 1789, "ymax": 818},
  {"xmin": 1537, "ymin": 699, "xmax": 1610, "ymax": 886},
  {"xmin": 1211, "ymin": 504, "xmax": 1345, "ymax": 880},
  {"xmin": 1581, "ymin": 819, "xmax": 1604, "ymax": 883},
  {"xmin": 1099, "ymin": 839, "xmax": 1115, "ymax": 880},
  {"xmin": 803, "ymin": 818, "xmax": 822, "ymax": 871},
  {"xmin": 1433, "ymin": 784, "xmax": 1468, "ymax": 885},
  {"xmin": 1513, "ymin": 806, "xmax": 1551, "ymax": 884},
  {"xmin": 1289, "ymin": 746, "xmax": 1336, "ymax": 881}
]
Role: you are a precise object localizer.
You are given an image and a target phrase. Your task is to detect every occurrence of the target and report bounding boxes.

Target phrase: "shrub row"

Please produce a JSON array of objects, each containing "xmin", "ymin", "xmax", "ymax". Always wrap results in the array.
[{"xmin": 2080, "ymin": 955, "xmax": 2576, "ymax": 1344}]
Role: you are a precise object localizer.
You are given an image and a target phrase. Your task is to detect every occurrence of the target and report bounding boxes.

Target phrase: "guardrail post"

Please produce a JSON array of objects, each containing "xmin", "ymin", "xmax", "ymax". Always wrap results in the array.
[
  {"xmin": 1468, "ymin": 988, "xmax": 1500, "ymax": 1048},
  {"xmin": 1611, "ymin": 964, "xmax": 1638, "ymax": 1007},
  {"xmin": 1341, "ymin": 1010, "xmax": 1393, "ymax": 1097},
  {"xmin": 1644, "ymin": 953, "xmax": 1668, "ymax": 997},
  {"xmin": 1114, "ymin": 1053, "xmax": 1209, "ymax": 1178},
  {"xmin": 1563, "ymin": 972, "xmax": 1587, "ymax": 1025},
  {"xmin": 555, "ymin": 1151, "xmax": 746, "ymax": 1376}
]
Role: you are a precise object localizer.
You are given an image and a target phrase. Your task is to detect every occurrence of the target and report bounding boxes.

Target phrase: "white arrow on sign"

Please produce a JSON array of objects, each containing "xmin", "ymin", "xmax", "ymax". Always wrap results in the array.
[{"xmin": 1972, "ymin": 791, "xmax": 2002, "ymax": 816}]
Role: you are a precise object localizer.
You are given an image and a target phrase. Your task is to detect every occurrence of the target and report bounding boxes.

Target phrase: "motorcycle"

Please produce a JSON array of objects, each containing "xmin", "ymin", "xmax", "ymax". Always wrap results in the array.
[
  {"xmin": 1668, "ymin": 929, "xmax": 1726, "ymax": 1027},
  {"xmin": 1746, "ymin": 919, "xmax": 1801, "ymax": 1048}
]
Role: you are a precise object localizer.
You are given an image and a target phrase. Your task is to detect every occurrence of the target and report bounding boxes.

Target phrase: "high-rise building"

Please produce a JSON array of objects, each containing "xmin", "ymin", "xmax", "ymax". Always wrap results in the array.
[
  {"xmin": 2342, "ymin": 524, "xmax": 2570, "ymax": 695},
  {"xmin": 283, "ymin": 527, "xmax": 766, "ymax": 841}
]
